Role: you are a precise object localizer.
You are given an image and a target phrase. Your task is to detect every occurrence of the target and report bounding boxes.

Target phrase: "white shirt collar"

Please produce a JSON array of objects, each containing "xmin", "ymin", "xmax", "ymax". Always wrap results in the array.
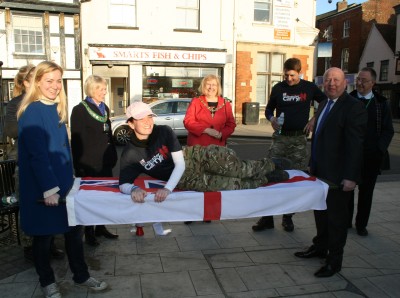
[{"xmin": 357, "ymin": 91, "xmax": 373, "ymax": 99}]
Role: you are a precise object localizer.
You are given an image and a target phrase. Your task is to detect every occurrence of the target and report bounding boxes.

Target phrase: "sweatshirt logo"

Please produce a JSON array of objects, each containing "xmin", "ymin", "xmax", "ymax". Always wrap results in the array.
[
  {"xmin": 140, "ymin": 145, "xmax": 170, "ymax": 170},
  {"xmin": 282, "ymin": 92, "xmax": 307, "ymax": 102}
]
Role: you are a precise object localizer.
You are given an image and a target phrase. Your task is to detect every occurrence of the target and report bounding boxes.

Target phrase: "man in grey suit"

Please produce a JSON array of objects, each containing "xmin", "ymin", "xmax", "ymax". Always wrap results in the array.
[{"xmin": 294, "ymin": 67, "xmax": 368, "ymax": 277}]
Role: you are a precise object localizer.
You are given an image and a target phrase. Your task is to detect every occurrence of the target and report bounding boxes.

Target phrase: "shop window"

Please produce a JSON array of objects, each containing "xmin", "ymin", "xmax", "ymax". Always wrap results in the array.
[
  {"xmin": 109, "ymin": 0, "xmax": 137, "ymax": 28},
  {"xmin": 254, "ymin": 0, "xmax": 272, "ymax": 23},
  {"xmin": 143, "ymin": 66, "xmax": 220, "ymax": 101},
  {"xmin": 175, "ymin": 0, "xmax": 199, "ymax": 31},
  {"xmin": 256, "ymin": 52, "xmax": 284, "ymax": 105},
  {"xmin": 13, "ymin": 15, "xmax": 44, "ymax": 54}
]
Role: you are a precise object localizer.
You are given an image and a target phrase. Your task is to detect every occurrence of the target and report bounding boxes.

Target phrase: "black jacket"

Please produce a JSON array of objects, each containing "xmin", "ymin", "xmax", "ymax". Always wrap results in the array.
[{"xmin": 70, "ymin": 100, "xmax": 118, "ymax": 176}]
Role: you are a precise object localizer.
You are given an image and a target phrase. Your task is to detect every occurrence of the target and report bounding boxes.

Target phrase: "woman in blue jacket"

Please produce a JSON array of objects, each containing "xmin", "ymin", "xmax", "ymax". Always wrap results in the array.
[{"xmin": 17, "ymin": 61, "xmax": 108, "ymax": 298}]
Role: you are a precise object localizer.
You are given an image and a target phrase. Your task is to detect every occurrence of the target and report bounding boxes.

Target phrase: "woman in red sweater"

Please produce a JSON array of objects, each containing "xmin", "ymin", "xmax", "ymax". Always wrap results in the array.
[{"xmin": 184, "ymin": 74, "xmax": 236, "ymax": 146}]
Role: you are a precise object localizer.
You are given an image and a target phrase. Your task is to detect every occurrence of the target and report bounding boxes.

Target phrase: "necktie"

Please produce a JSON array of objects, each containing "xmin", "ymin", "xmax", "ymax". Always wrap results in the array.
[
  {"xmin": 315, "ymin": 99, "xmax": 333, "ymax": 136},
  {"xmin": 312, "ymin": 99, "xmax": 333, "ymax": 168}
]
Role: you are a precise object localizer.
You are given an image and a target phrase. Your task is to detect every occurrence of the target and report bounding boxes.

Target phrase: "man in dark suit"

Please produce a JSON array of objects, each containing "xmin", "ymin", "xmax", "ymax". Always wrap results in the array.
[
  {"xmin": 294, "ymin": 67, "xmax": 368, "ymax": 277},
  {"xmin": 348, "ymin": 67, "xmax": 394, "ymax": 236}
]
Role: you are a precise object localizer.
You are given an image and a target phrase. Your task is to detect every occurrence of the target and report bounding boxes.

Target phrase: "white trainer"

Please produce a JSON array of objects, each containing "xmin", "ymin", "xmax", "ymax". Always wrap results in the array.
[
  {"xmin": 75, "ymin": 277, "xmax": 108, "ymax": 291},
  {"xmin": 41, "ymin": 282, "xmax": 62, "ymax": 298}
]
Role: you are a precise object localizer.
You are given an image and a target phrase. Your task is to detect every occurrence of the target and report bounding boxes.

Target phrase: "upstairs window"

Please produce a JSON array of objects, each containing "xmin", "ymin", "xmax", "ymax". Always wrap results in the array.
[
  {"xmin": 322, "ymin": 25, "xmax": 333, "ymax": 41},
  {"xmin": 341, "ymin": 48, "xmax": 349, "ymax": 72},
  {"xmin": 254, "ymin": 0, "xmax": 272, "ymax": 23},
  {"xmin": 343, "ymin": 20, "xmax": 350, "ymax": 38},
  {"xmin": 379, "ymin": 60, "xmax": 389, "ymax": 81},
  {"xmin": 175, "ymin": 0, "xmax": 199, "ymax": 31},
  {"xmin": 366, "ymin": 62, "xmax": 374, "ymax": 68},
  {"xmin": 13, "ymin": 15, "xmax": 44, "ymax": 54},
  {"xmin": 109, "ymin": 0, "xmax": 137, "ymax": 28}
]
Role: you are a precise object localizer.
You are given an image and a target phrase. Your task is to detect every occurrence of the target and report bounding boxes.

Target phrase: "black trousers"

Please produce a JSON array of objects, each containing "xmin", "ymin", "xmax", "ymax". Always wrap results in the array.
[
  {"xmin": 33, "ymin": 226, "xmax": 89, "ymax": 287},
  {"xmin": 348, "ymin": 152, "xmax": 382, "ymax": 230},
  {"xmin": 313, "ymin": 188, "xmax": 351, "ymax": 269}
]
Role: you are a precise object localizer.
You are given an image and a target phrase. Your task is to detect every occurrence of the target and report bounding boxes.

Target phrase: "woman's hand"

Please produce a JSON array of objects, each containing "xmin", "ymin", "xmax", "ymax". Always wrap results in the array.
[
  {"xmin": 44, "ymin": 193, "xmax": 60, "ymax": 206},
  {"xmin": 154, "ymin": 188, "xmax": 171, "ymax": 203},
  {"xmin": 204, "ymin": 128, "xmax": 222, "ymax": 139},
  {"xmin": 131, "ymin": 188, "xmax": 147, "ymax": 203}
]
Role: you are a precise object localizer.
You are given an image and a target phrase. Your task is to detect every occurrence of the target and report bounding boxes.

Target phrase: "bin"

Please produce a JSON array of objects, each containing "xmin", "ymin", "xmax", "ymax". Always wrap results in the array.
[{"xmin": 242, "ymin": 102, "xmax": 259, "ymax": 125}]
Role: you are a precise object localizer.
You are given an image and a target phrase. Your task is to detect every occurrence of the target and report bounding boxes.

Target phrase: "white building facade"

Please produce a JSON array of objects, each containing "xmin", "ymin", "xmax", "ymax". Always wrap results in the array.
[{"xmin": 80, "ymin": 0, "xmax": 320, "ymax": 120}]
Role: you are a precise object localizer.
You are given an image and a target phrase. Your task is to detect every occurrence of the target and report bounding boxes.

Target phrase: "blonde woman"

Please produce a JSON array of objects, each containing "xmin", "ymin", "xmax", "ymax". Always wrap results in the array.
[
  {"xmin": 183, "ymin": 74, "xmax": 236, "ymax": 146},
  {"xmin": 5, "ymin": 64, "xmax": 65, "ymax": 261},
  {"xmin": 70, "ymin": 75, "xmax": 118, "ymax": 246},
  {"xmin": 17, "ymin": 61, "xmax": 108, "ymax": 297}
]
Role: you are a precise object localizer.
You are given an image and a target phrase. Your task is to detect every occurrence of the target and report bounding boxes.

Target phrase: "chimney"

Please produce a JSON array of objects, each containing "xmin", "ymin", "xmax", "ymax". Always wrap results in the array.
[{"xmin": 337, "ymin": 1, "xmax": 348, "ymax": 12}]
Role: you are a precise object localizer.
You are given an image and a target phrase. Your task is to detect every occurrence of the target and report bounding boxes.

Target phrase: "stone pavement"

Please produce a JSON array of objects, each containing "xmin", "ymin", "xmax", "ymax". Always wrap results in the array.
[{"xmin": 0, "ymin": 120, "xmax": 399, "ymax": 298}]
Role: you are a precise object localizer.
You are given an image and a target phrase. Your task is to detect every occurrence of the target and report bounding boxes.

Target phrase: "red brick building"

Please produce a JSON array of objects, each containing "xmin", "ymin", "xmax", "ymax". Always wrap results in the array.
[{"xmin": 315, "ymin": 0, "xmax": 399, "ymax": 89}]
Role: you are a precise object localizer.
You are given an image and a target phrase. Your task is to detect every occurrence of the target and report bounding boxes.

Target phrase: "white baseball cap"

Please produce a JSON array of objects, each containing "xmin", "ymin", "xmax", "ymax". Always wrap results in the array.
[{"xmin": 126, "ymin": 101, "xmax": 157, "ymax": 120}]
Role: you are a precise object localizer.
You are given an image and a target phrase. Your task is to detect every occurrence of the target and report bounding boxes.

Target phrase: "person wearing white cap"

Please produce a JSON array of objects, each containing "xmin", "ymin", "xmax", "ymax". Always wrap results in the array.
[{"xmin": 119, "ymin": 102, "xmax": 291, "ymax": 227}]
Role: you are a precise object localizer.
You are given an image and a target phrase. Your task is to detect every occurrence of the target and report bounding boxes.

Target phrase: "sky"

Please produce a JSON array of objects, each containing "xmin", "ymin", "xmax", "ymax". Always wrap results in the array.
[{"xmin": 316, "ymin": 0, "xmax": 367, "ymax": 15}]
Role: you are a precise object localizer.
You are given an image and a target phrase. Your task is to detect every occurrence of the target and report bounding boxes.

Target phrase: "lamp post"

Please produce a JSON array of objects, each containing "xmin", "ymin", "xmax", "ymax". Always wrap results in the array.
[{"xmin": 0, "ymin": 60, "xmax": 7, "ymax": 160}]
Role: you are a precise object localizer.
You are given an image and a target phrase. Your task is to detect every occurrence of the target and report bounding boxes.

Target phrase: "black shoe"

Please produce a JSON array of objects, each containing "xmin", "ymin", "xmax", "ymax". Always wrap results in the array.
[
  {"xmin": 85, "ymin": 227, "xmax": 100, "ymax": 246},
  {"xmin": 294, "ymin": 245, "xmax": 327, "ymax": 259},
  {"xmin": 314, "ymin": 264, "xmax": 341, "ymax": 278},
  {"xmin": 271, "ymin": 157, "xmax": 293, "ymax": 170},
  {"xmin": 282, "ymin": 215, "xmax": 294, "ymax": 232},
  {"xmin": 266, "ymin": 169, "xmax": 289, "ymax": 183},
  {"xmin": 184, "ymin": 221, "xmax": 193, "ymax": 224},
  {"xmin": 24, "ymin": 246, "xmax": 34, "ymax": 262},
  {"xmin": 357, "ymin": 227, "xmax": 368, "ymax": 236},
  {"xmin": 252, "ymin": 216, "xmax": 274, "ymax": 231},
  {"xmin": 50, "ymin": 246, "xmax": 65, "ymax": 260},
  {"xmin": 95, "ymin": 226, "xmax": 119, "ymax": 239}
]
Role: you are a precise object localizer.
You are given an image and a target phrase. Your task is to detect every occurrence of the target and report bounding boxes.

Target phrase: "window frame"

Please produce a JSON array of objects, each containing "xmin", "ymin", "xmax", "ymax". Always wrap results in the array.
[
  {"xmin": 254, "ymin": 0, "xmax": 272, "ymax": 24},
  {"xmin": 174, "ymin": 0, "xmax": 200, "ymax": 32},
  {"xmin": 108, "ymin": 0, "xmax": 137, "ymax": 29},
  {"xmin": 256, "ymin": 52, "xmax": 285, "ymax": 106},
  {"xmin": 343, "ymin": 20, "xmax": 350, "ymax": 38},
  {"xmin": 12, "ymin": 14, "xmax": 45, "ymax": 55},
  {"xmin": 341, "ymin": 48, "xmax": 349, "ymax": 72},
  {"xmin": 379, "ymin": 60, "xmax": 389, "ymax": 81}
]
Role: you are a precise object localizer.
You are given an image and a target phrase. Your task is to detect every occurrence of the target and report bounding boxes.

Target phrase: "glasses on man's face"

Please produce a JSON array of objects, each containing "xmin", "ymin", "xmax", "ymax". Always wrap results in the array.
[{"xmin": 356, "ymin": 77, "xmax": 371, "ymax": 84}]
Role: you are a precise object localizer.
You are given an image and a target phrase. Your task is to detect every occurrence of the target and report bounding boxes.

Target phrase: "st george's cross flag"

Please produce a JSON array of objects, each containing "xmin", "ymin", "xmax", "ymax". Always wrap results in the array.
[{"xmin": 66, "ymin": 170, "xmax": 328, "ymax": 226}]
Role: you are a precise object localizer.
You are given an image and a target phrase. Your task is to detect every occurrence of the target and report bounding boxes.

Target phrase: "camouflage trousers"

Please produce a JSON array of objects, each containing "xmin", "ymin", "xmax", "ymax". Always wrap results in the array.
[
  {"xmin": 268, "ymin": 133, "xmax": 308, "ymax": 170},
  {"xmin": 177, "ymin": 145, "xmax": 275, "ymax": 192}
]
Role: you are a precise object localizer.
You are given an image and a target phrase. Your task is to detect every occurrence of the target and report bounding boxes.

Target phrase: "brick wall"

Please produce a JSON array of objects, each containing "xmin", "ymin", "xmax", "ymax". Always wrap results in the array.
[{"xmin": 235, "ymin": 51, "xmax": 253, "ymax": 115}]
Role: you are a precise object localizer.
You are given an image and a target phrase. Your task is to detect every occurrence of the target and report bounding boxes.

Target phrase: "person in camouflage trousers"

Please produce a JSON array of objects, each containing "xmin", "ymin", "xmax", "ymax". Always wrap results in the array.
[
  {"xmin": 252, "ymin": 58, "xmax": 326, "ymax": 233},
  {"xmin": 268, "ymin": 133, "xmax": 308, "ymax": 170},
  {"xmin": 178, "ymin": 145, "xmax": 275, "ymax": 192}
]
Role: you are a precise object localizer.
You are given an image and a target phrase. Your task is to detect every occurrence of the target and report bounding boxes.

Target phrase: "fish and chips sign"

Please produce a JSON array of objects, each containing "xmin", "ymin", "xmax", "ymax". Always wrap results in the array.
[{"xmin": 88, "ymin": 47, "xmax": 226, "ymax": 64}]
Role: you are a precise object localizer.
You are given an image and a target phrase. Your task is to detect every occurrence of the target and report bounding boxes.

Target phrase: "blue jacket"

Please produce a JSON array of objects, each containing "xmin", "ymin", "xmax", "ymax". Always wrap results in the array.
[{"xmin": 18, "ymin": 101, "xmax": 74, "ymax": 235}]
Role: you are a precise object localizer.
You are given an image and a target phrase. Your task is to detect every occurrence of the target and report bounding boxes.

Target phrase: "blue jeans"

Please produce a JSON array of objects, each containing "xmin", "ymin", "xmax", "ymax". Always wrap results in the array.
[{"xmin": 32, "ymin": 226, "xmax": 90, "ymax": 287}]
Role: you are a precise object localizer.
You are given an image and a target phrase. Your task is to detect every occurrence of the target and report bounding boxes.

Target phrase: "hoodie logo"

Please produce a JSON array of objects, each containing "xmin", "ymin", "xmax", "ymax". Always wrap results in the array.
[
  {"xmin": 141, "ymin": 145, "xmax": 170, "ymax": 170},
  {"xmin": 282, "ymin": 92, "xmax": 307, "ymax": 102}
]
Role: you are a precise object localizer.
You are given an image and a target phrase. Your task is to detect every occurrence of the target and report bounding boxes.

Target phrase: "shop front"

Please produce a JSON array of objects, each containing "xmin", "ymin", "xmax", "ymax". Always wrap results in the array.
[{"xmin": 87, "ymin": 47, "xmax": 228, "ymax": 117}]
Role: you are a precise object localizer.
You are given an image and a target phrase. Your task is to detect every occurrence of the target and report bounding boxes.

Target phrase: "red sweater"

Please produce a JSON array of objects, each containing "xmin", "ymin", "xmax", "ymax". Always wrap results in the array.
[{"xmin": 184, "ymin": 96, "xmax": 236, "ymax": 146}]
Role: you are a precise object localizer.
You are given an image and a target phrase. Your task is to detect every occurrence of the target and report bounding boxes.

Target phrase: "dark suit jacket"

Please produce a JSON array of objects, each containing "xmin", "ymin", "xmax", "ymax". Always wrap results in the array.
[{"xmin": 311, "ymin": 92, "xmax": 368, "ymax": 186}]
